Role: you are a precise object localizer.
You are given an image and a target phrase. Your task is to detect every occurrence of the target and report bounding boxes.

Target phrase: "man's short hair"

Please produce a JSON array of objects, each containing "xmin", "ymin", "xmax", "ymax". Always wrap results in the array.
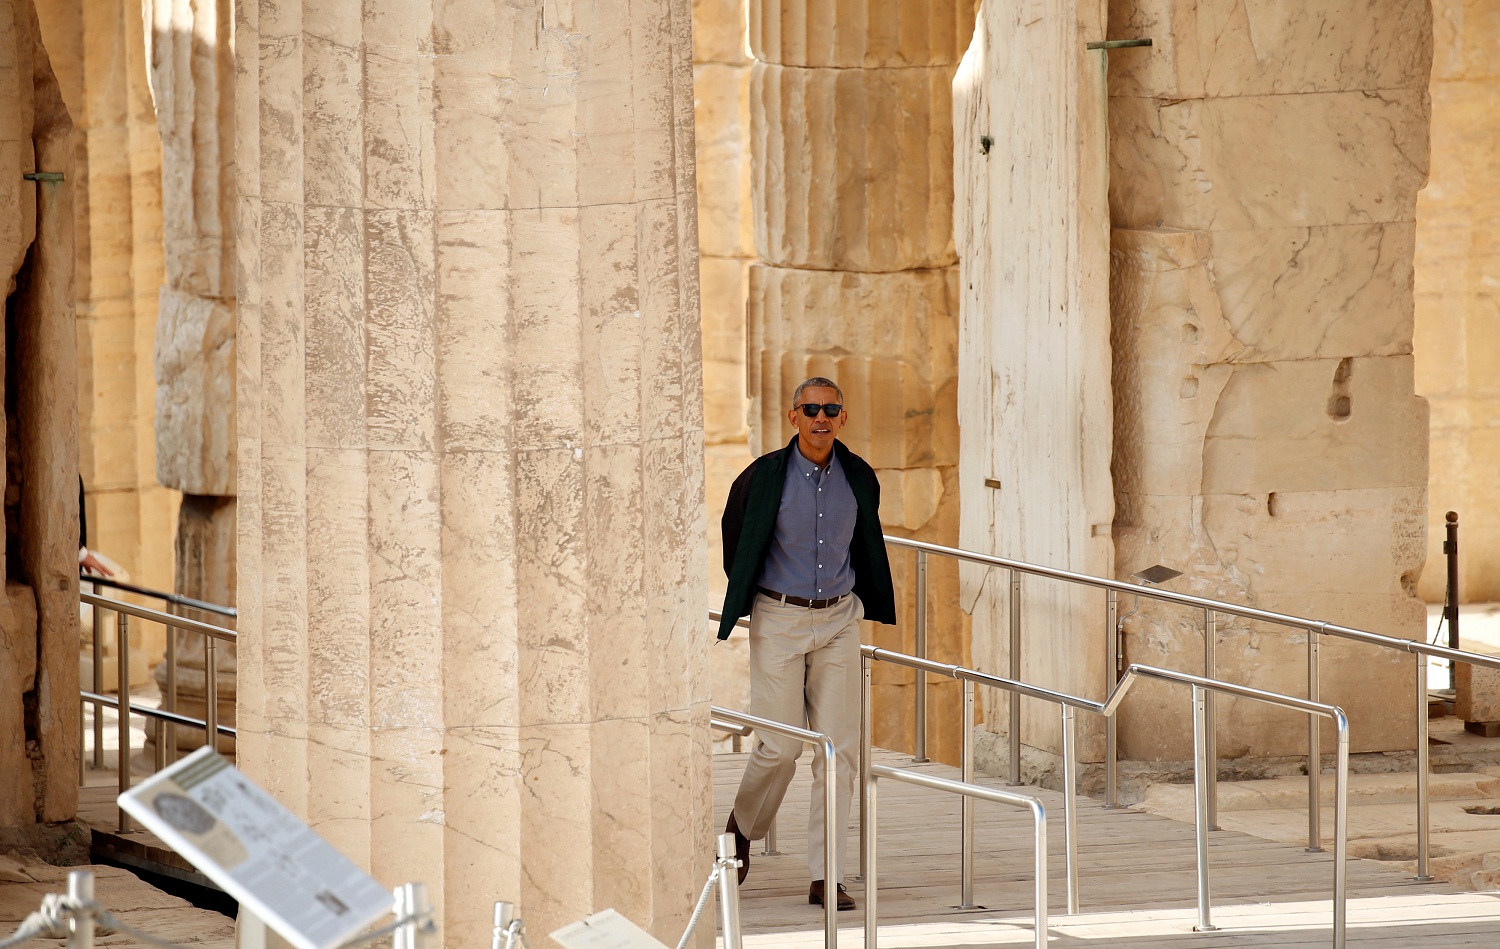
[{"xmin": 792, "ymin": 377, "xmax": 844, "ymax": 406}]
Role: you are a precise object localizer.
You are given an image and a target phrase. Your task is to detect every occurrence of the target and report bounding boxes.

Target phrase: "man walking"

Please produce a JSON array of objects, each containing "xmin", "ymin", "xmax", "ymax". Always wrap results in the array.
[{"xmin": 717, "ymin": 377, "xmax": 896, "ymax": 910}]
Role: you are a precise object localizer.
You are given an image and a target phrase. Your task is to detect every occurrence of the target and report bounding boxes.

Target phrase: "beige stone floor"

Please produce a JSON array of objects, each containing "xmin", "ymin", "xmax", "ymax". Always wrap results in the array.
[
  {"xmin": 0, "ymin": 854, "xmax": 234, "ymax": 948},
  {"xmin": 719, "ymin": 748, "xmax": 1500, "ymax": 947}
]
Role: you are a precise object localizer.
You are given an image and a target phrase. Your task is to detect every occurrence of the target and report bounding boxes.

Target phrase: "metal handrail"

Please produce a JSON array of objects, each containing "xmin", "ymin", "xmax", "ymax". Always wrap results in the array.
[
  {"xmin": 859, "ymin": 645, "xmax": 1349, "ymax": 945},
  {"xmin": 885, "ymin": 531, "xmax": 1489, "ymax": 878},
  {"xmin": 860, "ymin": 646, "xmax": 1083, "ymax": 913},
  {"xmin": 1112, "ymin": 665, "xmax": 1350, "ymax": 942},
  {"xmin": 864, "ymin": 765, "xmax": 1046, "ymax": 949},
  {"xmin": 710, "ymin": 705, "xmax": 838, "ymax": 949},
  {"xmin": 79, "ymin": 573, "xmax": 236, "ymax": 617},
  {"xmin": 78, "ymin": 593, "xmax": 236, "ymax": 831}
]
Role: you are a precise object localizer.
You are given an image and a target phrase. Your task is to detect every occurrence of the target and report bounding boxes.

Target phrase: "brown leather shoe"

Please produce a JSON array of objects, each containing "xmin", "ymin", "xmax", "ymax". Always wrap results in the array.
[
  {"xmin": 726, "ymin": 813, "xmax": 750, "ymax": 885},
  {"xmin": 808, "ymin": 880, "xmax": 855, "ymax": 911}
]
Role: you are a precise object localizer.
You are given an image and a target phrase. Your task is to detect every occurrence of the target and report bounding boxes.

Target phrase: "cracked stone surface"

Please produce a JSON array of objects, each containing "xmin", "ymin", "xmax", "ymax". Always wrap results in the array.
[{"xmin": 235, "ymin": 0, "xmax": 711, "ymax": 944}]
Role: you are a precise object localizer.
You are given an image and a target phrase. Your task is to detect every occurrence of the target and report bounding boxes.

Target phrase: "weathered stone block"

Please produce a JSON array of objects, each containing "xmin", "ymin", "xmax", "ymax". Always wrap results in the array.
[
  {"xmin": 1456, "ymin": 644, "xmax": 1500, "ymax": 723},
  {"xmin": 699, "ymin": 256, "xmax": 749, "ymax": 445},
  {"xmin": 155, "ymin": 286, "xmax": 235, "ymax": 495},
  {"xmin": 693, "ymin": 0, "xmax": 750, "ymax": 65},
  {"xmin": 693, "ymin": 62, "xmax": 753, "ymax": 259},
  {"xmin": 1106, "ymin": 0, "xmax": 1432, "ymax": 100},
  {"xmin": 1108, "ymin": 91, "xmax": 1430, "ymax": 233},
  {"xmin": 747, "ymin": 264, "xmax": 957, "ymax": 468},
  {"xmin": 751, "ymin": 0, "xmax": 975, "ymax": 68},
  {"xmin": 752, "ymin": 61, "xmax": 958, "ymax": 271}
]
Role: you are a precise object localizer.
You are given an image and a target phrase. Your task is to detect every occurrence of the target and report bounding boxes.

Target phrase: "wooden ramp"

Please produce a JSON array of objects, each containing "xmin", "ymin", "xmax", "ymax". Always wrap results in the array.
[{"xmin": 716, "ymin": 748, "xmax": 1500, "ymax": 946}]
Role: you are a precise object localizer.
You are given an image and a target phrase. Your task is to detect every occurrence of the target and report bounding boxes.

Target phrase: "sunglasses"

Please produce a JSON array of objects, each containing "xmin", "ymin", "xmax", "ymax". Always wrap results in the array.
[{"xmin": 796, "ymin": 403, "xmax": 844, "ymax": 418}]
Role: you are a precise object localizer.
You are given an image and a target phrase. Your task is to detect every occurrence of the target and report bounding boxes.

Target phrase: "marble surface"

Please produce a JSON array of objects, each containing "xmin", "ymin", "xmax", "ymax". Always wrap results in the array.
[
  {"xmin": 1106, "ymin": 0, "xmax": 1432, "ymax": 761},
  {"xmin": 1414, "ymin": 0, "xmax": 1500, "ymax": 601},
  {"xmin": 237, "ymin": 0, "xmax": 711, "ymax": 944}
]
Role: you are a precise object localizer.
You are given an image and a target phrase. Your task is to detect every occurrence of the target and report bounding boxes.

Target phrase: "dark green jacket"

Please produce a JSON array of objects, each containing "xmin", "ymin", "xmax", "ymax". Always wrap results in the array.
[{"xmin": 717, "ymin": 436, "xmax": 896, "ymax": 640}]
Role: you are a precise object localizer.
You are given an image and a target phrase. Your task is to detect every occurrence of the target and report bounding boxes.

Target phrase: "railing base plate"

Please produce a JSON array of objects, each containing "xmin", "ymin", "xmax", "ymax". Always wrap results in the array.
[{"xmin": 1194, "ymin": 925, "xmax": 1221, "ymax": 932}]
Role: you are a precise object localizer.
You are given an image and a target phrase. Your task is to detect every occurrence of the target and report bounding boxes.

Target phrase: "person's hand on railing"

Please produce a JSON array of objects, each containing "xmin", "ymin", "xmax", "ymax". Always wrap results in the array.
[{"xmin": 79, "ymin": 547, "xmax": 115, "ymax": 578}]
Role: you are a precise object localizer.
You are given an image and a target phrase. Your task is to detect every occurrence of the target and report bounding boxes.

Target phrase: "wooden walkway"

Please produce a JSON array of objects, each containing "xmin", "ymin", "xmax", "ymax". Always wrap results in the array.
[{"xmin": 716, "ymin": 748, "xmax": 1500, "ymax": 946}]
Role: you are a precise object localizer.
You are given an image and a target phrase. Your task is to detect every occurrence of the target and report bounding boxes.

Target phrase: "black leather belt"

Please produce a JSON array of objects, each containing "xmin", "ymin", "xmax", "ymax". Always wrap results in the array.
[{"xmin": 758, "ymin": 586, "xmax": 848, "ymax": 610}]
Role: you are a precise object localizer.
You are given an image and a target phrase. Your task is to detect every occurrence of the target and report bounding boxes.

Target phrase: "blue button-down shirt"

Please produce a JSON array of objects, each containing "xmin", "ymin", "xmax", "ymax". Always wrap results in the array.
[{"xmin": 756, "ymin": 447, "xmax": 858, "ymax": 599}]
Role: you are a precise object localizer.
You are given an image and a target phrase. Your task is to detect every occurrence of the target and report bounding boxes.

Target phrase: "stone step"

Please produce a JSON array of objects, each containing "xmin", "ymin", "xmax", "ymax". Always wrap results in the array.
[{"xmin": 1140, "ymin": 769, "xmax": 1500, "ymax": 816}]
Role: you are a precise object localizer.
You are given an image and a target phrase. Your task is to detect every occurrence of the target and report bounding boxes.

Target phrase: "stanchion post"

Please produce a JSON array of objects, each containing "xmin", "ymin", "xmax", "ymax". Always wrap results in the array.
[
  {"xmin": 958, "ymin": 679, "xmax": 975, "ymax": 909},
  {"xmin": 67, "ymin": 869, "xmax": 95, "ymax": 949},
  {"xmin": 1105, "ymin": 589, "xmax": 1119, "ymax": 808},
  {"xmin": 117, "ymin": 614, "xmax": 131, "ymax": 832},
  {"xmin": 859, "ymin": 654, "xmax": 871, "ymax": 880},
  {"xmin": 1192, "ymin": 685, "xmax": 1217, "ymax": 932},
  {"xmin": 92, "ymin": 601, "xmax": 103, "ymax": 769},
  {"xmin": 1415, "ymin": 652, "xmax": 1432, "ymax": 881},
  {"xmin": 715, "ymin": 834, "xmax": 744, "ymax": 949},
  {"xmin": 1008, "ymin": 570, "xmax": 1021, "ymax": 784},
  {"xmin": 1306, "ymin": 629, "xmax": 1322, "ymax": 852},
  {"xmin": 1445, "ymin": 511, "xmax": 1459, "ymax": 689},
  {"xmin": 205, "ymin": 636, "xmax": 218, "ymax": 753},
  {"xmin": 393, "ymin": 883, "xmax": 431, "ymax": 949},
  {"xmin": 864, "ymin": 774, "xmax": 879, "ymax": 949},
  {"xmin": 914, "ymin": 550, "xmax": 929, "ymax": 763},
  {"xmin": 1204, "ymin": 609, "xmax": 1218, "ymax": 830},
  {"xmin": 491, "ymin": 902, "xmax": 514, "ymax": 949},
  {"xmin": 1062, "ymin": 705, "xmax": 1079, "ymax": 915}
]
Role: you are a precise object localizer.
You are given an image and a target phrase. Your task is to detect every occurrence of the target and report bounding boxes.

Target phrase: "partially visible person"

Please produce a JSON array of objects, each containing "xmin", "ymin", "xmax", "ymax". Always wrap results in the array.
[{"xmin": 79, "ymin": 476, "xmax": 114, "ymax": 578}]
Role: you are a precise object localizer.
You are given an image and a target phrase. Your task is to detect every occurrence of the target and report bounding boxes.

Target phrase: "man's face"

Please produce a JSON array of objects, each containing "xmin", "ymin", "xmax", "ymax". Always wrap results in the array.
[{"xmin": 787, "ymin": 385, "xmax": 847, "ymax": 454}]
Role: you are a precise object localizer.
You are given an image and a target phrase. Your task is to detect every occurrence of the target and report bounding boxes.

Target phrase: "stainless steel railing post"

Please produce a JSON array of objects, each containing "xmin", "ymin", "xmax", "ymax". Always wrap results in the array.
[
  {"xmin": 1415, "ymin": 651, "xmax": 1431, "ymax": 881},
  {"xmin": 1204, "ymin": 609, "xmax": 1218, "ymax": 830},
  {"xmin": 393, "ymin": 883, "xmax": 432, "ymax": 949},
  {"xmin": 1062, "ymin": 704, "xmax": 1079, "ymax": 915},
  {"xmin": 1008, "ymin": 569, "xmax": 1022, "ymax": 784},
  {"xmin": 1333, "ymin": 710, "xmax": 1349, "ymax": 949},
  {"xmin": 914, "ymin": 549, "xmax": 929, "ymax": 763},
  {"xmin": 864, "ymin": 769, "xmax": 879, "ymax": 948},
  {"xmin": 958, "ymin": 679, "xmax": 976, "ymax": 909},
  {"xmin": 205, "ymin": 636, "xmax": 218, "ymax": 753},
  {"xmin": 715, "ymin": 833, "xmax": 744, "ymax": 948},
  {"xmin": 859, "ymin": 653, "xmax": 872, "ymax": 881},
  {"xmin": 1105, "ymin": 588, "xmax": 1119, "ymax": 808},
  {"xmin": 165, "ymin": 602, "xmax": 178, "ymax": 763},
  {"xmin": 1191, "ymin": 684, "xmax": 1216, "ymax": 932},
  {"xmin": 67, "ymin": 869, "xmax": 95, "ymax": 949},
  {"xmin": 1306, "ymin": 628, "xmax": 1322, "ymax": 852},
  {"xmin": 116, "ymin": 613, "xmax": 131, "ymax": 832},
  {"xmin": 91, "ymin": 599, "xmax": 103, "ymax": 769}
]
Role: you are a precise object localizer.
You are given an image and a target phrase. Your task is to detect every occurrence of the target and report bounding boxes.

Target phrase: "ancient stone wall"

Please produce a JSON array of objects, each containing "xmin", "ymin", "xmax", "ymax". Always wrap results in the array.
[
  {"xmin": 1415, "ymin": 0, "xmax": 1500, "ymax": 604},
  {"xmin": 956, "ymin": 1, "xmax": 1433, "ymax": 769},
  {"xmin": 0, "ymin": 0, "xmax": 81, "ymax": 826},
  {"xmin": 1106, "ymin": 0, "xmax": 1432, "ymax": 760},
  {"xmin": 748, "ymin": 0, "xmax": 974, "ymax": 764},
  {"xmin": 236, "ymin": 0, "xmax": 710, "ymax": 942}
]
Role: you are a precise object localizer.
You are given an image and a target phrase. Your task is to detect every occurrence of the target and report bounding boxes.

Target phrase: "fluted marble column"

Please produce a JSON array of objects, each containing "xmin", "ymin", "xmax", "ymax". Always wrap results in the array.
[
  {"xmin": 748, "ymin": 0, "xmax": 974, "ymax": 765},
  {"xmin": 236, "ymin": 0, "xmax": 710, "ymax": 943}
]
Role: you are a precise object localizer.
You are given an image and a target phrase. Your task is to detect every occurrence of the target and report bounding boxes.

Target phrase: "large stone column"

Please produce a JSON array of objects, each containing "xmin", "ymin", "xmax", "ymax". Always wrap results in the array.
[
  {"xmin": 236, "ymin": 0, "xmax": 710, "ymax": 944},
  {"xmin": 953, "ymin": 0, "xmax": 1114, "ymax": 770},
  {"xmin": 749, "ymin": 0, "xmax": 974, "ymax": 764},
  {"xmin": 34, "ymin": 0, "xmax": 178, "ymax": 688},
  {"xmin": 146, "ymin": 0, "xmax": 237, "ymax": 737},
  {"xmin": 1105, "ymin": 2, "xmax": 1431, "ymax": 760},
  {"xmin": 0, "ymin": 0, "xmax": 80, "ymax": 826},
  {"xmin": 1415, "ymin": 0, "xmax": 1500, "ymax": 603},
  {"xmin": 694, "ymin": 0, "xmax": 757, "ymax": 716}
]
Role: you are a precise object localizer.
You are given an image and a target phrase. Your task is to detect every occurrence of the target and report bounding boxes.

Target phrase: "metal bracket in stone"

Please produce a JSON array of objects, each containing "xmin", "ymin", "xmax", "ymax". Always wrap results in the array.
[
  {"xmin": 24, "ymin": 172, "xmax": 65, "ymax": 181},
  {"xmin": 1085, "ymin": 38, "xmax": 1153, "ymax": 50}
]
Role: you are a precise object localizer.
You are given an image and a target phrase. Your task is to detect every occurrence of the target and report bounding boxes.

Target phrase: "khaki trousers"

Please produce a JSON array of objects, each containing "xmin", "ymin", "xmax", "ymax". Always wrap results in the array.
[{"xmin": 731, "ymin": 592, "xmax": 863, "ymax": 883}]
